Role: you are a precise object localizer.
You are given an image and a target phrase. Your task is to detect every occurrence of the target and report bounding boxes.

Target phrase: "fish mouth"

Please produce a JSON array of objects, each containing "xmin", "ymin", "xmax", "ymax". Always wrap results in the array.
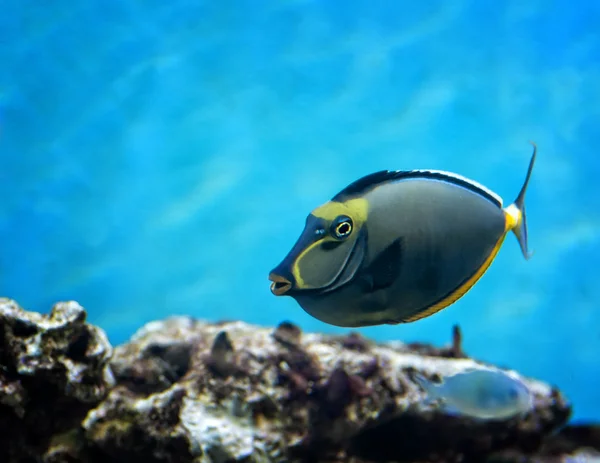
[{"xmin": 269, "ymin": 272, "xmax": 292, "ymax": 296}]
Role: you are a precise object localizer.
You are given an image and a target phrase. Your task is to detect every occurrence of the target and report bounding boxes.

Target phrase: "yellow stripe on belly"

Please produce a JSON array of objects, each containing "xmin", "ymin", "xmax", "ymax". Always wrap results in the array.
[{"xmin": 401, "ymin": 218, "xmax": 511, "ymax": 323}]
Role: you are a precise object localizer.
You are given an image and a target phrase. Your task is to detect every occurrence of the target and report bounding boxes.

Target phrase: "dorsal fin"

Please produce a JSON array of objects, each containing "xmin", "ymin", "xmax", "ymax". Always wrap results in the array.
[
  {"xmin": 331, "ymin": 170, "xmax": 393, "ymax": 201},
  {"xmin": 332, "ymin": 169, "xmax": 503, "ymax": 208}
]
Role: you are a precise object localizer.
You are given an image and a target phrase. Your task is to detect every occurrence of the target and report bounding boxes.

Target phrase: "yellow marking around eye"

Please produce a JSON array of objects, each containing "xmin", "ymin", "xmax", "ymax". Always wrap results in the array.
[
  {"xmin": 312, "ymin": 198, "xmax": 369, "ymax": 225},
  {"xmin": 336, "ymin": 222, "xmax": 352, "ymax": 236},
  {"xmin": 402, "ymin": 214, "xmax": 513, "ymax": 323},
  {"xmin": 292, "ymin": 197, "xmax": 369, "ymax": 289}
]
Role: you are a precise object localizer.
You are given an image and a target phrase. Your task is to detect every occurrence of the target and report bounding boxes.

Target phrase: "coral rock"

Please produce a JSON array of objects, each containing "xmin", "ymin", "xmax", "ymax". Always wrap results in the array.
[
  {"xmin": 85, "ymin": 316, "xmax": 573, "ymax": 463},
  {"xmin": 0, "ymin": 298, "xmax": 114, "ymax": 462},
  {"xmin": 0, "ymin": 301, "xmax": 599, "ymax": 463}
]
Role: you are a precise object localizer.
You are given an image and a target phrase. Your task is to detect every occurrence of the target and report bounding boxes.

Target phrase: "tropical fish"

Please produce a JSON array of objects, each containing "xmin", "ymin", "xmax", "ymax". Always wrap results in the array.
[
  {"xmin": 268, "ymin": 143, "xmax": 537, "ymax": 328},
  {"xmin": 413, "ymin": 367, "xmax": 534, "ymax": 420}
]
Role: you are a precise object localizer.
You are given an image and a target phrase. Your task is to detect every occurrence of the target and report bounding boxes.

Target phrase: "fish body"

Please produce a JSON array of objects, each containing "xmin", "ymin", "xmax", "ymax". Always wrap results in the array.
[
  {"xmin": 413, "ymin": 367, "xmax": 533, "ymax": 420},
  {"xmin": 268, "ymin": 143, "xmax": 537, "ymax": 327}
]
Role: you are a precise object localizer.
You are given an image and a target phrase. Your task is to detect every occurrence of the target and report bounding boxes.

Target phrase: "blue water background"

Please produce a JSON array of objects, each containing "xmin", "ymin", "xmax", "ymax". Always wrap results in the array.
[{"xmin": 1, "ymin": 1, "xmax": 599, "ymax": 421}]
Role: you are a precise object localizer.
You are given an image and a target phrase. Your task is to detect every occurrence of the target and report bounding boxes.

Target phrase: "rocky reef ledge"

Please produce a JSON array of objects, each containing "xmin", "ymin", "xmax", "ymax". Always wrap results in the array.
[{"xmin": 0, "ymin": 298, "xmax": 598, "ymax": 463}]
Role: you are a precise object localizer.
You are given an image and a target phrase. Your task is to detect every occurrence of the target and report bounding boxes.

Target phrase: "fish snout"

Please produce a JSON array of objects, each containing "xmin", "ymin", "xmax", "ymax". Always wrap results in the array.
[{"xmin": 269, "ymin": 271, "xmax": 293, "ymax": 296}]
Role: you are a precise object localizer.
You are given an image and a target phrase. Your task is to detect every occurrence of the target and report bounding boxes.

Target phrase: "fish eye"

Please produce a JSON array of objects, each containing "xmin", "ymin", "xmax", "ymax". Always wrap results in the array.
[
  {"xmin": 508, "ymin": 388, "xmax": 519, "ymax": 399},
  {"xmin": 331, "ymin": 215, "xmax": 353, "ymax": 239}
]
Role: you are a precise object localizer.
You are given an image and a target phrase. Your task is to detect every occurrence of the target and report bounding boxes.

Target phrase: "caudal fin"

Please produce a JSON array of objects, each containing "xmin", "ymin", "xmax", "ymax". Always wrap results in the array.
[
  {"xmin": 413, "ymin": 372, "xmax": 438, "ymax": 401},
  {"xmin": 505, "ymin": 142, "xmax": 537, "ymax": 260}
]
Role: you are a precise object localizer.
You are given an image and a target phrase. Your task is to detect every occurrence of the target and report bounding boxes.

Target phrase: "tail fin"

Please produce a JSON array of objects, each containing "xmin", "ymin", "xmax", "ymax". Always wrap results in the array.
[
  {"xmin": 504, "ymin": 142, "xmax": 537, "ymax": 260},
  {"xmin": 413, "ymin": 372, "xmax": 438, "ymax": 401}
]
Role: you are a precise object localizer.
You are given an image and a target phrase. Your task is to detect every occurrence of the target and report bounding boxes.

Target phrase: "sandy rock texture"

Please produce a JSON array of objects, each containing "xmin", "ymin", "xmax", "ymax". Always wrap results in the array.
[{"xmin": 0, "ymin": 298, "xmax": 598, "ymax": 463}]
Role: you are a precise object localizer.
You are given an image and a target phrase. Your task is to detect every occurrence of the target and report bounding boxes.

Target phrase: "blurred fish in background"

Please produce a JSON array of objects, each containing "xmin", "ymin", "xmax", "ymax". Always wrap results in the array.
[
  {"xmin": 0, "ymin": 0, "xmax": 599, "ymax": 423},
  {"xmin": 413, "ymin": 367, "xmax": 534, "ymax": 420}
]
